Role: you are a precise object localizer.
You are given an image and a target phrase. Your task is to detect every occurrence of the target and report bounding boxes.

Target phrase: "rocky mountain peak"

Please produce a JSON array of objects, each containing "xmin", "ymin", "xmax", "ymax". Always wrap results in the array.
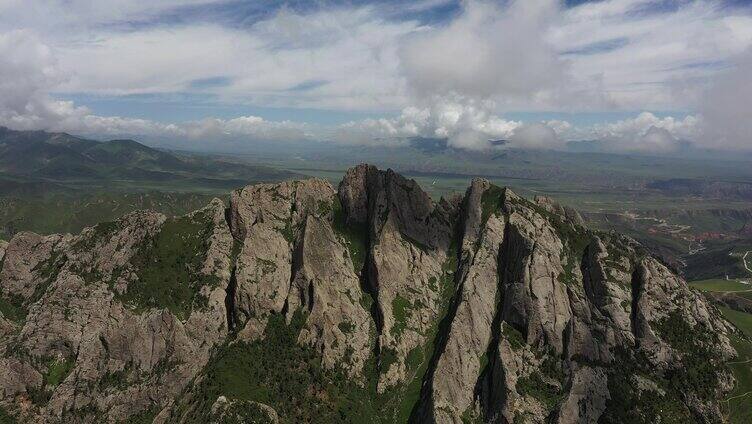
[{"xmin": 0, "ymin": 164, "xmax": 742, "ymax": 423}]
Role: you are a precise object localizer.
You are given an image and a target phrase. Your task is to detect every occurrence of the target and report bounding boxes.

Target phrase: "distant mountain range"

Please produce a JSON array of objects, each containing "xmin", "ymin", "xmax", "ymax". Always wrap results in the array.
[{"xmin": 0, "ymin": 126, "xmax": 299, "ymax": 192}]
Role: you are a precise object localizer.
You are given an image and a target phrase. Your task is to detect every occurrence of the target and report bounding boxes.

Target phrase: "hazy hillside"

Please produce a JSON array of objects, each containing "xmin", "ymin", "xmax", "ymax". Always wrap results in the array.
[
  {"xmin": 0, "ymin": 128, "xmax": 302, "ymax": 238},
  {"xmin": 0, "ymin": 126, "xmax": 300, "ymax": 192}
]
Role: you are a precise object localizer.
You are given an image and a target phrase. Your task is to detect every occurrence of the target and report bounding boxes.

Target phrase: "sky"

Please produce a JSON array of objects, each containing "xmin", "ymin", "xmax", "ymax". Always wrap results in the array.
[{"xmin": 0, "ymin": 0, "xmax": 751, "ymax": 153}]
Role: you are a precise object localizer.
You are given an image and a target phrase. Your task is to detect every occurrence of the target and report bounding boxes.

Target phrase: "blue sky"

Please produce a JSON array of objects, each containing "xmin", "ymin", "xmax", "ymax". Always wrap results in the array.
[
  {"xmin": 59, "ymin": 92, "xmax": 693, "ymax": 128},
  {"xmin": 0, "ymin": 0, "xmax": 751, "ymax": 152}
]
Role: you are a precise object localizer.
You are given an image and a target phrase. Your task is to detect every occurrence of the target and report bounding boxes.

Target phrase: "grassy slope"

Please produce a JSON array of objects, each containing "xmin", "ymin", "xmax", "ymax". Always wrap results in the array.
[
  {"xmin": 689, "ymin": 279, "xmax": 752, "ymax": 292},
  {"xmin": 689, "ymin": 279, "xmax": 752, "ymax": 422},
  {"xmin": 0, "ymin": 192, "xmax": 218, "ymax": 239},
  {"xmin": 720, "ymin": 313, "xmax": 752, "ymax": 424}
]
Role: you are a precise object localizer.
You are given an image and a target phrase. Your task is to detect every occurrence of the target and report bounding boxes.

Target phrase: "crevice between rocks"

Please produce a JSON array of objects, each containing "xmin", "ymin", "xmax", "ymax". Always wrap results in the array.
[
  {"xmin": 630, "ymin": 264, "xmax": 645, "ymax": 343},
  {"xmin": 223, "ymin": 207, "xmax": 239, "ymax": 332},
  {"xmin": 476, "ymin": 221, "xmax": 512, "ymax": 420},
  {"xmin": 409, "ymin": 204, "xmax": 468, "ymax": 422},
  {"xmin": 339, "ymin": 181, "xmax": 385, "ymax": 370},
  {"xmin": 225, "ymin": 263, "xmax": 238, "ymax": 332},
  {"xmin": 562, "ymin": 244, "xmax": 592, "ymax": 360}
]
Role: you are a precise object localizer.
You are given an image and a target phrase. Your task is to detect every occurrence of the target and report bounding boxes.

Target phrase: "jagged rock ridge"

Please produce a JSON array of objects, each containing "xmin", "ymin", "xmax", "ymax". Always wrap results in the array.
[{"xmin": 0, "ymin": 164, "xmax": 742, "ymax": 423}]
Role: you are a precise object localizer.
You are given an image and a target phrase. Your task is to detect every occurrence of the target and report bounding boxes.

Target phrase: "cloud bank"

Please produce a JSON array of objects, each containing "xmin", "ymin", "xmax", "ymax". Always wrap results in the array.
[{"xmin": 0, "ymin": 0, "xmax": 750, "ymax": 152}]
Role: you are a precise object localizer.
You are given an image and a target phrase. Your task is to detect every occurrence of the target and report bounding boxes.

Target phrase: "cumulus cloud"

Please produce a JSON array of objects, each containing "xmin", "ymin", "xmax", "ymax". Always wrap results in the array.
[
  {"xmin": 509, "ymin": 123, "xmax": 563, "ymax": 150},
  {"xmin": 176, "ymin": 116, "xmax": 312, "ymax": 142},
  {"xmin": 0, "ymin": 30, "xmax": 68, "ymax": 129},
  {"xmin": 634, "ymin": 126, "xmax": 682, "ymax": 153},
  {"xmin": 400, "ymin": 0, "xmax": 566, "ymax": 102},
  {"xmin": 568, "ymin": 112, "xmax": 698, "ymax": 153},
  {"xmin": 584, "ymin": 112, "xmax": 699, "ymax": 142},
  {"xmin": 335, "ymin": 97, "xmax": 520, "ymax": 149},
  {"xmin": 347, "ymin": 0, "xmax": 578, "ymax": 150}
]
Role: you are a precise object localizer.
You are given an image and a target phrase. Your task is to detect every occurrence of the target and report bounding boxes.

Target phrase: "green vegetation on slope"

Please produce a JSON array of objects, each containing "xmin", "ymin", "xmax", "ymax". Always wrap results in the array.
[
  {"xmin": 44, "ymin": 356, "xmax": 75, "ymax": 388},
  {"xmin": 716, "ymin": 305, "xmax": 752, "ymax": 424},
  {"xmin": 720, "ymin": 307, "xmax": 752, "ymax": 339},
  {"xmin": 175, "ymin": 236, "xmax": 461, "ymax": 424},
  {"xmin": 0, "ymin": 192, "xmax": 217, "ymax": 240},
  {"xmin": 653, "ymin": 311, "xmax": 725, "ymax": 400},
  {"xmin": 515, "ymin": 371, "xmax": 562, "ymax": 409},
  {"xmin": 723, "ymin": 335, "xmax": 752, "ymax": 424},
  {"xmin": 0, "ymin": 406, "xmax": 16, "ymax": 424},
  {"xmin": 0, "ymin": 249, "xmax": 66, "ymax": 323},
  {"xmin": 0, "ymin": 294, "xmax": 25, "ymax": 323},
  {"xmin": 690, "ymin": 279, "xmax": 752, "ymax": 293},
  {"xmin": 686, "ymin": 276, "xmax": 752, "ymax": 422},
  {"xmin": 330, "ymin": 198, "xmax": 368, "ymax": 272},
  {"xmin": 601, "ymin": 307, "xmax": 730, "ymax": 423},
  {"xmin": 175, "ymin": 311, "xmax": 379, "ymax": 423},
  {"xmin": 399, "ymin": 240, "xmax": 460, "ymax": 422},
  {"xmin": 391, "ymin": 295, "xmax": 411, "ymax": 340},
  {"xmin": 121, "ymin": 211, "xmax": 219, "ymax": 319},
  {"xmin": 480, "ymin": 184, "xmax": 504, "ymax": 225},
  {"xmin": 600, "ymin": 348, "xmax": 695, "ymax": 423}
]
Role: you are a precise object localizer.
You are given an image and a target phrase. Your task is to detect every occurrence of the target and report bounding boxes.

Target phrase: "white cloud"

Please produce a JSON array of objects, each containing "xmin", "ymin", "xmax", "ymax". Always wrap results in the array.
[
  {"xmin": 1, "ymin": 0, "xmax": 752, "ymax": 153},
  {"xmin": 562, "ymin": 111, "xmax": 698, "ymax": 153},
  {"xmin": 698, "ymin": 48, "xmax": 752, "ymax": 150},
  {"xmin": 635, "ymin": 126, "xmax": 682, "ymax": 153},
  {"xmin": 509, "ymin": 123, "xmax": 563, "ymax": 150},
  {"xmin": 584, "ymin": 112, "xmax": 699, "ymax": 142},
  {"xmin": 552, "ymin": 0, "xmax": 752, "ymax": 110},
  {"xmin": 0, "ymin": 31, "xmax": 709, "ymax": 153},
  {"xmin": 0, "ymin": 30, "xmax": 66, "ymax": 129},
  {"xmin": 399, "ymin": 0, "xmax": 566, "ymax": 102},
  {"xmin": 334, "ymin": 97, "xmax": 521, "ymax": 149},
  {"xmin": 0, "ymin": 31, "xmax": 315, "ymax": 143},
  {"xmin": 48, "ymin": 6, "xmax": 417, "ymax": 111},
  {"xmin": 0, "ymin": 1, "xmax": 219, "ymax": 33}
]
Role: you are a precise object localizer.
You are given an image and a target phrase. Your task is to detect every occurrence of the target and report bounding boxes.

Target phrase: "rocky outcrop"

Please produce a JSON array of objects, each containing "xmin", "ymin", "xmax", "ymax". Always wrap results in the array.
[
  {"xmin": 0, "ymin": 165, "xmax": 742, "ymax": 423},
  {"xmin": 337, "ymin": 165, "xmax": 458, "ymax": 391},
  {"xmin": 0, "ymin": 200, "xmax": 232, "ymax": 423},
  {"xmin": 227, "ymin": 179, "xmax": 373, "ymax": 376}
]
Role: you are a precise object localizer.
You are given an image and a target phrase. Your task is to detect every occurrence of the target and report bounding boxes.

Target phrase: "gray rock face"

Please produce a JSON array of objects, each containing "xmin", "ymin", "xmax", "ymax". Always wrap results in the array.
[
  {"xmin": 228, "ymin": 178, "xmax": 373, "ymax": 376},
  {"xmin": 0, "ymin": 201, "xmax": 232, "ymax": 423},
  {"xmin": 419, "ymin": 180, "xmax": 506, "ymax": 423},
  {"xmin": 287, "ymin": 215, "xmax": 372, "ymax": 375},
  {"xmin": 0, "ymin": 165, "xmax": 740, "ymax": 423},
  {"xmin": 338, "ymin": 164, "xmax": 458, "ymax": 391}
]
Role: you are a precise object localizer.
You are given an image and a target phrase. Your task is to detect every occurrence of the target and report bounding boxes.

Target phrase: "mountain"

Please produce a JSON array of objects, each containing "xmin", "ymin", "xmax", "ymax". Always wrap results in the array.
[
  {"xmin": 0, "ymin": 165, "xmax": 746, "ymax": 423},
  {"xmin": 0, "ymin": 126, "xmax": 299, "ymax": 190}
]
